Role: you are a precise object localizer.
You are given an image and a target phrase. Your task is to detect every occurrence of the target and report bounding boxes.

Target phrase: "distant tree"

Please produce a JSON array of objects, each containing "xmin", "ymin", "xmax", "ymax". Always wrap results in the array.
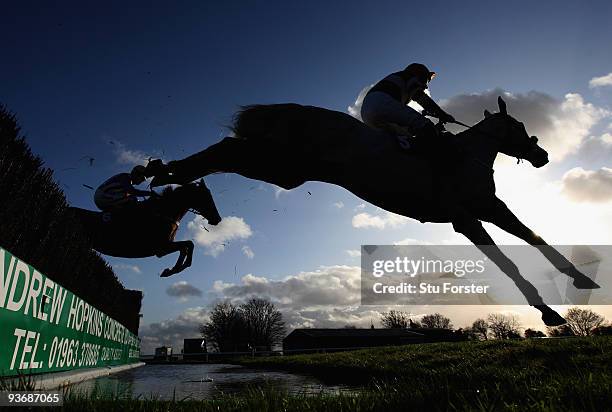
[
  {"xmin": 453, "ymin": 328, "xmax": 470, "ymax": 341},
  {"xmin": 564, "ymin": 307, "xmax": 605, "ymax": 336},
  {"xmin": 546, "ymin": 324, "xmax": 575, "ymax": 337},
  {"xmin": 593, "ymin": 325, "xmax": 612, "ymax": 336},
  {"xmin": 420, "ymin": 313, "xmax": 453, "ymax": 329},
  {"xmin": 201, "ymin": 298, "xmax": 286, "ymax": 351},
  {"xmin": 487, "ymin": 313, "xmax": 521, "ymax": 339},
  {"xmin": 460, "ymin": 327, "xmax": 478, "ymax": 340},
  {"xmin": 507, "ymin": 330, "xmax": 522, "ymax": 339},
  {"xmin": 239, "ymin": 298, "xmax": 286, "ymax": 349},
  {"xmin": 471, "ymin": 318, "xmax": 489, "ymax": 340},
  {"xmin": 200, "ymin": 301, "xmax": 246, "ymax": 352},
  {"xmin": 381, "ymin": 310, "xmax": 410, "ymax": 329},
  {"xmin": 343, "ymin": 324, "xmax": 357, "ymax": 329},
  {"xmin": 524, "ymin": 328, "xmax": 546, "ymax": 338}
]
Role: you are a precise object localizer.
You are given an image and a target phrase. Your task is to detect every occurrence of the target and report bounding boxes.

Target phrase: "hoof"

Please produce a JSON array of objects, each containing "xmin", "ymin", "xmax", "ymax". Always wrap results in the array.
[
  {"xmin": 541, "ymin": 310, "xmax": 567, "ymax": 327},
  {"xmin": 160, "ymin": 268, "xmax": 174, "ymax": 278},
  {"xmin": 573, "ymin": 276, "xmax": 600, "ymax": 289}
]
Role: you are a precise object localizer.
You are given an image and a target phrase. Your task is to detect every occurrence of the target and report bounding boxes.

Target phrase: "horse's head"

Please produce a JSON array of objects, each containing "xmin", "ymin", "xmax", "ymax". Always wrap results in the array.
[
  {"xmin": 479, "ymin": 97, "xmax": 549, "ymax": 168},
  {"xmin": 159, "ymin": 180, "xmax": 222, "ymax": 225},
  {"xmin": 189, "ymin": 179, "xmax": 222, "ymax": 225}
]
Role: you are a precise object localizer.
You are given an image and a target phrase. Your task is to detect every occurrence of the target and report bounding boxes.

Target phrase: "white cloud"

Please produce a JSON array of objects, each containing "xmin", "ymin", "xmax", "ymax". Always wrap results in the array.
[
  {"xmin": 601, "ymin": 133, "xmax": 612, "ymax": 145},
  {"xmin": 348, "ymin": 86, "xmax": 609, "ymax": 162},
  {"xmin": 242, "ymin": 245, "xmax": 255, "ymax": 259},
  {"xmin": 354, "ymin": 203, "xmax": 366, "ymax": 211},
  {"xmin": 187, "ymin": 215, "xmax": 253, "ymax": 257},
  {"xmin": 273, "ymin": 185, "xmax": 289, "ymax": 198},
  {"xmin": 333, "ymin": 201, "xmax": 345, "ymax": 209},
  {"xmin": 140, "ymin": 262, "xmax": 612, "ymax": 354},
  {"xmin": 113, "ymin": 263, "xmax": 142, "ymax": 274},
  {"xmin": 490, "ymin": 165, "xmax": 612, "ymax": 244},
  {"xmin": 207, "ymin": 266, "xmax": 581, "ymax": 334},
  {"xmin": 111, "ymin": 141, "xmax": 162, "ymax": 167},
  {"xmin": 393, "ymin": 238, "xmax": 433, "ymax": 245},
  {"xmin": 346, "ymin": 249, "xmax": 361, "ymax": 258},
  {"xmin": 166, "ymin": 281, "xmax": 203, "ymax": 302},
  {"xmin": 139, "ymin": 306, "xmax": 208, "ymax": 354},
  {"xmin": 561, "ymin": 167, "xmax": 612, "ymax": 203},
  {"xmin": 440, "ymin": 89, "xmax": 609, "ymax": 162},
  {"xmin": 549, "ymin": 93, "xmax": 609, "ymax": 160},
  {"xmin": 352, "ymin": 211, "xmax": 409, "ymax": 230},
  {"xmin": 212, "ymin": 266, "xmax": 362, "ymax": 311},
  {"xmin": 589, "ymin": 73, "xmax": 612, "ymax": 88}
]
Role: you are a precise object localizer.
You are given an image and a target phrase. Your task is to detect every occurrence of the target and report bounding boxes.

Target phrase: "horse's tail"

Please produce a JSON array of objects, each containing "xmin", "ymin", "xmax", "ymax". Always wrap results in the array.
[
  {"xmin": 231, "ymin": 103, "xmax": 308, "ymax": 141},
  {"xmin": 231, "ymin": 103, "xmax": 367, "ymax": 156}
]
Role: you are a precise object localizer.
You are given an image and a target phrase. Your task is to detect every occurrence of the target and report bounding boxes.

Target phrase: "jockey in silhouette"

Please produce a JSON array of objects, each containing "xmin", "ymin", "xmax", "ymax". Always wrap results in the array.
[
  {"xmin": 94, "ymin": 165, "xmax": 156, "ymax": 212},
  {"xmin": 361, "ymin": 63, "xmax": 455, "ymax": 153}
]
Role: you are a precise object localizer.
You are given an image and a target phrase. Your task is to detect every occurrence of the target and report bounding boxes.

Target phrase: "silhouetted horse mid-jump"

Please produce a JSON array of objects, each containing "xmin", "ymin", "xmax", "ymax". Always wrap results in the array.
[
  {"xmin": 147, "ymin": 97, "xmax": 599, "ymax": 326},
  {"xmin": 69, "ymin": 180, "xmax": 221, "ymax": 277}
]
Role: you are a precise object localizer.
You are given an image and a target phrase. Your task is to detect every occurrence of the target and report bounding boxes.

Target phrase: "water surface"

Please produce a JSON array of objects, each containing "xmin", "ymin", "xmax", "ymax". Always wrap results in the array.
[{"xmin": 71, "ymin": 363, "xmax": 351, "ymax": 400}]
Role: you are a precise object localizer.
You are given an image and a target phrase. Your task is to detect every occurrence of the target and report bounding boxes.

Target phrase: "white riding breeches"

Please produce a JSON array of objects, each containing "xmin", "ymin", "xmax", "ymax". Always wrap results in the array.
[{"xmin": 361, "ymin": 91, "xmax": 428, "ymax": 134}]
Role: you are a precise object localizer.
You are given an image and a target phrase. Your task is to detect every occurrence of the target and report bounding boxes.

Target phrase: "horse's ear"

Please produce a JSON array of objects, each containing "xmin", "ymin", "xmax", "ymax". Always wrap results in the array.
[
  {"xmin": 498, "ymin": 96, "xmax": 507, "ymax": 115},
  {"xmin": 484, "ymin": 109, "xmax": 492, "ymax": 118}
]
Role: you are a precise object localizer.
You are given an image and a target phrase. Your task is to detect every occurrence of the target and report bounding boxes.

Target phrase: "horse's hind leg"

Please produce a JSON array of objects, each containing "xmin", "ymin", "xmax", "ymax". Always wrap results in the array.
[
  {"xmin": 452, "ymin": 215, "xmax": 566, "ymax": 327},
  {"xmin": 152, "ymin": 137, "xmax": 261, "ymax": 186},
  {"xmin": 481, "ymin": 198, "xmax": 600, "ymax": 289},
  {"xmin": 153, "ymin": 137, "xmax": 305, "ymax": 190}
]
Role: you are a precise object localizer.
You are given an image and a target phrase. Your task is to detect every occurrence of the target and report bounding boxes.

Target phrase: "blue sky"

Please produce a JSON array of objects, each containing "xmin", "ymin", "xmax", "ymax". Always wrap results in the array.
[{"xmin": 2, "ymin": 1, "xmax": 612, "ymax": 352}]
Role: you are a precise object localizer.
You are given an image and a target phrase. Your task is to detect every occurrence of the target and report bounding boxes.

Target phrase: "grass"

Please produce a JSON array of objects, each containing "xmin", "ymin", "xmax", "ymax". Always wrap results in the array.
[
  {"xmin": 7, "ymin": 337, "xmax": 612, "ymax": 411},
  {"xmin": 240, "ymin": 336, "xmax": 612, "ymax": 385}
]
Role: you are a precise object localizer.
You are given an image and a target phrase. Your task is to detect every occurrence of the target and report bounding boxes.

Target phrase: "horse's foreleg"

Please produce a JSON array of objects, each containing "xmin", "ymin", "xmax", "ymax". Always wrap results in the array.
[
  {"xmin": 156, "ymin": 241, "xmax": 193, "ymax": 277},
  {"xmin": 481, "ymin": 198, "xmax": 600, "ymax": 289},
  {"xmin": 182, "ymin": 241, "xmax": 194, "ymax": 270},
  {"xmin": 452, "ymin": 215, "xmax": 566, "ymax": 326}
]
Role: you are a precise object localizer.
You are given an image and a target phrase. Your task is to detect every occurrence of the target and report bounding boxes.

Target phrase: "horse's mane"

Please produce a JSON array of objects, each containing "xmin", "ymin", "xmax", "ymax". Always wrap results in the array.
[
  {"xmin": 151, "ymin": 185, "xmax": 178, "ymax": 200},
  {"xmin": 156, "ymin": 183, "xmax": 199, "ymax": 199}
]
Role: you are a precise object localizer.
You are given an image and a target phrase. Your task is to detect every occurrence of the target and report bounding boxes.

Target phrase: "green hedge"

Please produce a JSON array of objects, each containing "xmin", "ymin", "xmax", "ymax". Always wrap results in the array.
[{"xmin": 0, "ymin": 104, "xmax": 142, "ymax": 334}]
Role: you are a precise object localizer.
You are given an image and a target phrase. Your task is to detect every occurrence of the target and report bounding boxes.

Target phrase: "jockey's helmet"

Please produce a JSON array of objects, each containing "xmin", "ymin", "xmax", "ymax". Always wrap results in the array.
[{"xmin": 403, "ymin": 63, "xmax": 436, "ymax": 85}]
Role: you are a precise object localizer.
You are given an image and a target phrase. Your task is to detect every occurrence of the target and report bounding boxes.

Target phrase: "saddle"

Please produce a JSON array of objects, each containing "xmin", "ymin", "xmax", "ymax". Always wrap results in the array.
[{"xmin": 378, "ymin": 121, "xmax": 460, "ymax": 163}]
